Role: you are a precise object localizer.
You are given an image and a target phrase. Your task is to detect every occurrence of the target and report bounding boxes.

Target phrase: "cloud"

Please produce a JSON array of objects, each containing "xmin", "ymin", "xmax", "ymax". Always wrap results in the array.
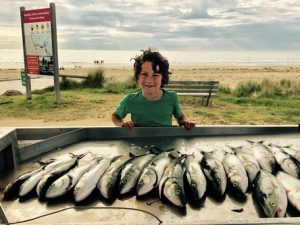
[{"xmin": 1, "ymin": 0, "xmax": 300, "ymax": 50}]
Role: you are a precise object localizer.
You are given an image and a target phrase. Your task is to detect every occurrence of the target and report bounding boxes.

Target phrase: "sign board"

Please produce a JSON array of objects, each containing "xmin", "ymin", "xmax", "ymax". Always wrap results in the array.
[
  {"xmin": 22, "ymin": 8, "xmax": 54, "ymax": 76},
  {"xmin": 21, "ymin": 70, "xmax": 27, "ymax": 86}
]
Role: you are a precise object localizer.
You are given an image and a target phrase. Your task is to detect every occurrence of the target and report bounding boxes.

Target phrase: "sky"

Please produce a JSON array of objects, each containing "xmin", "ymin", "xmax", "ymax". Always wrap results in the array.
[{"xmin": 1, "ymin": 0, "xmax": 300, "ymax": 51}]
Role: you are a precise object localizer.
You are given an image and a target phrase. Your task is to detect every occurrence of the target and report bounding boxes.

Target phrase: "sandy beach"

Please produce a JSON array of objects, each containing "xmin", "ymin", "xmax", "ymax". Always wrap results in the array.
[
  {"xmin": 1, "ymin": 64, "xmax": 300, "ymax": 127},
  {"xmin": 1, "ymin": 64, "xmax": 300, "ymax": 89}
]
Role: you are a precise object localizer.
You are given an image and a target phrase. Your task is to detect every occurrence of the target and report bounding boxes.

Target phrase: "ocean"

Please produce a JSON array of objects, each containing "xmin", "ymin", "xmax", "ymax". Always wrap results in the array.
[{"xmin": 1, "ymin": 49, "xmax": 300, "ymax": 68}]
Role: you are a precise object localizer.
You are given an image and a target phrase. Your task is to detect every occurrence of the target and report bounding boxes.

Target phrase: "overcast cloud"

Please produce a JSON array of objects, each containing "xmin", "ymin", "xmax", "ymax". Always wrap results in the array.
[{"xmin": 1, "ymin": 0, "xmax": 300, "ymax": 51}]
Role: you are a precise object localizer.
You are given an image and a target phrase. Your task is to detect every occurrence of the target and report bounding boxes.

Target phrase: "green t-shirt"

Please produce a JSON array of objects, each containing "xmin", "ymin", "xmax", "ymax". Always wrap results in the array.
[{"xmin": 115, "ymin": 90, "xmax": 183, "ymax": 127}]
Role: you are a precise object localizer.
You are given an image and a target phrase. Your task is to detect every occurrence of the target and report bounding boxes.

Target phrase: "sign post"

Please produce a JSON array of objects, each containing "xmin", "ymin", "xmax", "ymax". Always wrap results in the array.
[
  {"xmin": 20, "ymin": 3, "xmax": 60, "ymax": 104},
  {"xmin": 50, "ymin": 3, "xmax": 60, "ymax": 104},
  {"xmin": 20, "ymin": 6, "xmax": 31, "ymax": 99}
]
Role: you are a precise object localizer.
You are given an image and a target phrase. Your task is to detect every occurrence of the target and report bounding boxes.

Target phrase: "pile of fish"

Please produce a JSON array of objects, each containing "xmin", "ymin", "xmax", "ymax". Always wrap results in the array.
[{"xmin": 3, "ymin": 141, "xmax": 300, "ymax": 218}]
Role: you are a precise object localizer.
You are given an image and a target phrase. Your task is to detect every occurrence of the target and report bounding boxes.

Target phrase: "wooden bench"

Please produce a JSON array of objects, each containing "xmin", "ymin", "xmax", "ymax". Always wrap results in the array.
[{"xmin": 165, "ymin": 80, "xmax": 219, "ymax": 106}]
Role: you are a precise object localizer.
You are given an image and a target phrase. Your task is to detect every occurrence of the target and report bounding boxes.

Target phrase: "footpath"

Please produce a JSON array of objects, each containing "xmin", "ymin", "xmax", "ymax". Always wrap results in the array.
[{"xmin": 0, "ymin": 76, "xmax": 54, "ymax": 95}]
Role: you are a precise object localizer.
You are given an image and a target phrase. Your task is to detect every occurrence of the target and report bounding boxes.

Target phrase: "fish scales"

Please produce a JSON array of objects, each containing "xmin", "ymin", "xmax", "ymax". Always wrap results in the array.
[
  {"xmin": 184, "ymin": 154, "xmax": 206, "ymax": 200},
  {"xmin": 253, "ymin": 170, "xmax": 287, "ymax": 218},
  {"xmin": 119, "ymin": 154, "xmax": 155, "ymax": 195},
  {"xmin": 19, "ymin": 156, "xmax": 73, "ymax": 197},
  {"xmin": 36, "ymin": 155, "xmax": 80, "ymax": 200},
  {"xmin": 250, "ymin": 141, "xmax": 276, "ymax": 173},
  {"xmin": 136, "ymin": 152, "xmax": 171, "ymax": 196},
  {"xmin": 276, "ymin": 171, "xmax": 300, "ymax": 212},
  {"xmin": 97, "ymin": 155, "xmax": 132, "ymax": 199},
  {"xmin": 46, "ymin": 159, "xmax": 100, "ymax": 198},
  {"xmin": 200, "ymin": 152, "xmax": 227, "ymax": 197},
  {"xmin": 159, "ymin": 157, "xmax": 186, "ymax": 207},
  {"xmin": 74, "ymin": 157, "xmax": 111, "ymax": 202},
  {"xmin": 222, "ymin": 153, "xmax": 248, "ymax": 195},
  {"xmin": 233, "ymin": 146, "xmax": 260, "ymax": 184},
  {"xmin": 269, "ymin": 144, "xmax": 300, "ymax": 179}
]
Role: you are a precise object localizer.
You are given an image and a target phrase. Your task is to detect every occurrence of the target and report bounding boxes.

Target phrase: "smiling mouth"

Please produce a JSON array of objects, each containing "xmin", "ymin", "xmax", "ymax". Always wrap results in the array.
[{"xmin": 143, "ymin": 84, "xmax": 155, "ymax": 88}]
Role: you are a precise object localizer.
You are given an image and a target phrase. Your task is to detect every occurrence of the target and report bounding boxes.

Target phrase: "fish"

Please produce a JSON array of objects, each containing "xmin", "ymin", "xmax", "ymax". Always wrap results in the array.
[
  {"xmin": 281, "ymin": 146, "xmax": 300, "ymax": 167},
  {"xmin": 222, "ymin": 153, "xmax": 248, "ymax": 195},
  {"xmin": 45, "ymin": 157, "xmax": 101, "ymax": 198},
  {"xmin": 159, "ymin": 156, "xmax": 186, "ymax": 207},
  {"xmin": 3, "ymin": 166, "xmax": 44, "ymax": 199},
  {"xmin": 73, "ymin": 157, "xmax": 111, "ymax": 202},
  {"xmin": 248, "ymin": 141, "xmax": 276, "ymax": 173},
  {"xmin": 19, "ymin": 156, "xmax": 73, "ymax": 197},
  {"xmin": 232, "ymin": 146, "xmax": 260, "ymax": 184},
  {"xmin": 184, "ymin": 154, "xmax": 206, "ymax": 201},
  {"xmin": 275, "ymin": 171, "xmax": 300, "ymax": 212},
  {"xmin": 136, "ymin": 152, "xmax": 171, "ymax": 196},
  {"xmin": 268, "ymin": 144, "xmax": 300, "ymax": 179},
  {"xmin": 253, "ymin": 170, "xmax": 287, "ymax": 218},
  {"xmin": 200, "ymin": 151, "xmax": 227, "ymax": 197},
  {"xmin": 97, "ymin": 155, "xmax": 132, "ymax": 199},
  {"xmin": 36, "ymin": 154, "xmax": 81, "ymax": 200},
  {"xmin": 119, "ymin": 153, "xmax": 155, "ymax": 195}
]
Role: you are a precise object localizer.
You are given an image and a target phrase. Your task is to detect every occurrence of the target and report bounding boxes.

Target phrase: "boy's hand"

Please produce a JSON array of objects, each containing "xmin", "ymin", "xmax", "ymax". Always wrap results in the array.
[
  {"xmin": 181, "ymin": 121, "xmax": 196, "ymax": 130},
  {"xmin": 121, "ymin": 121, "xmax": 136, "ymax": 129}
]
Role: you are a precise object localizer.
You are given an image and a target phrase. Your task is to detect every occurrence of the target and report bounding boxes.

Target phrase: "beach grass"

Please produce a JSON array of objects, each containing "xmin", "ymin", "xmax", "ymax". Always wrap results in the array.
[{"xmin": 0, "ymin": 76, "xmax": 299, "ymax": 125}]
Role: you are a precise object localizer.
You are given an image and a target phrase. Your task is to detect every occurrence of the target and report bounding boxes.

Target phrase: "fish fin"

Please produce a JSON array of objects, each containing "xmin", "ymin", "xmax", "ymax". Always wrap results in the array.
[
  {"xmin": 246, "ymin": 140, "xmax": 255, "ymax": 144},
  {"xmin": 129, "ymin": 152, "xmax": 136, "ymax": 157}
]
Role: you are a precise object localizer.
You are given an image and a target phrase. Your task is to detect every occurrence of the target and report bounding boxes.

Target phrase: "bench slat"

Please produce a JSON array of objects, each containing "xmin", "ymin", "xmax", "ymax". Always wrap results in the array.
[
  {"xmin": 167, "ymin": 89, "xmax": 217, "ymax": 93},
  {"xmin": 177, "ymin": 93, "xmax": 216, "ymax": 96},
  {"xmin": 165, "ymin": 80, "xmax": 219, "ymax": 106},
  {"xmin": 168, "ymin": 81, "xmax": 219, "ymax": 85},
  {"xmin": 166, "ymin": 85, "xmax": 219, "ymax": 89}
]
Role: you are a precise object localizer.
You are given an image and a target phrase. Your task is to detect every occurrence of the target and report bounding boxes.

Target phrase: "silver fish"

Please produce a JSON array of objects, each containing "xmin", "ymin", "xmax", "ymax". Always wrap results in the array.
[
  {"xmin": 19, "ymin": 156, "xmax": 72, "ymax": 197},
  {"xmin": 269, "ymin": 144, "xmax": 300, "ymax": 179},
  {"xmin": 253, "ymin": 170, "xmax": 287, "ymax": 218},
  {"xmin": 3, "ymin": 166, "xmax": 44, "ymax": 199},
  {"xmin": 119, "ymin": 154, "xmax": 155, "ymax": 195},
  {"xmin": 46, "ymin": 159, "xmax": 100, "ymax": 199},
  {"xmin": 159, "ymin": 157, "xmax": 186, "ymax": 207},
  {"xmin": 36, "ymin": 154, "xmax": 80, "ymax": 200},
  {"xmin": 276, "ymin": 171, "xmax": 300, "ymax": 212},
  {"xmin": 282, "ymin": 146, "xmax": 300, "ymax": 167},
  {"xmin": 200, "ymin": 152, "xmax": 227, "ymax": 197},
  {"xmin": 136, "ymin": 152, "xmax": 171, "ymax": 196},
  {"xmin": 184, "ymin": 154, "xmax": 206, "ymax": 200},
  {"xmin": 222, "ymin": 153, "xmax": 248, "ymax": 195},
  {"xmin": 249, "ymin": 141, "xmax": 276, "ymax": 173},
  {"xmin": 97, "ymin": 155, "xmax": 131, "ymax": 199},
  {"xmin": 232, "ymin": 146, "xmax": 260, "ymax": 184},
  {"xmin": 74, "ymin": 157, "xmax": 111, "ymax": 202}
]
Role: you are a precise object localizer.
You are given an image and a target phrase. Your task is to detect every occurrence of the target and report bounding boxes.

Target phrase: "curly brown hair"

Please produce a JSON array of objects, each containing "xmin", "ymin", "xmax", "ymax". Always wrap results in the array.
[{"xmin": 132, "ymin": 48, "xmax": 171, "ymax": 88}]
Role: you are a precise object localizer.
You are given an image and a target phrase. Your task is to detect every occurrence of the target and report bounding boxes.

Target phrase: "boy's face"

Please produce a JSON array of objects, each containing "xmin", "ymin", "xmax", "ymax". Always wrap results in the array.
[{"xmin": 138, "ymin": 61, "xmax": 162, "ymax": 94}]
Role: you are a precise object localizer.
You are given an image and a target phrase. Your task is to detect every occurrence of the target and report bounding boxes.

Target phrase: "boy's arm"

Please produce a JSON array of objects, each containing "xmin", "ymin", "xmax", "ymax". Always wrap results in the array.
[
  {"xmin": 112, "ymin": 111, "xmax": 123, "ymax": 127},
  {"xmin": 176, "ymin": 113, "xmax": 196, "ymax": 130},
  {"xmin": 111, "ymin": 111, "xmax": 135, "ymax": 129}
]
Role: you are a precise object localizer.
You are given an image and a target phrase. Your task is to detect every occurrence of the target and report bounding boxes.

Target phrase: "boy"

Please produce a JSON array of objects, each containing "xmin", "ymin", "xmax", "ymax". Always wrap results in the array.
[{"xmin": 111, "ymin": 48, "xmax": 195, "ymax": 130}]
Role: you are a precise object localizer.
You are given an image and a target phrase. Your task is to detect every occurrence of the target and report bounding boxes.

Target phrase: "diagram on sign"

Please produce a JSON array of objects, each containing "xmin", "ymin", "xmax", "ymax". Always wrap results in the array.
[{"xmin": 25, "ymin": 21, "xmax": 52, "ymax": 56}]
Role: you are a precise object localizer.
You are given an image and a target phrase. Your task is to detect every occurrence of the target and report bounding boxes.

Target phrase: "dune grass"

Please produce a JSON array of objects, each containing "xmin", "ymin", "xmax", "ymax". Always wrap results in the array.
[{"xmin": 0, "ymin": 71, "xmax": 299, "ymax": 125}]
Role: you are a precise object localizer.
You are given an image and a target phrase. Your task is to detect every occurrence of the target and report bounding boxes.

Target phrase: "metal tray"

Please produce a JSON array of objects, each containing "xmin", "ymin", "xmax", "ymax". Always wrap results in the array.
[{"xmin": 0, "ymin": 126, "xmax": 300, "ymax": 225}]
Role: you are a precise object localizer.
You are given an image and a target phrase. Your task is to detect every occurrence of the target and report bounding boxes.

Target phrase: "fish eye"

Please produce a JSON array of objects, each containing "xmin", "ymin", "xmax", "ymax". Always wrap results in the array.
[
  {"xmin": 233, "ymin": 181, "xmax": 238, "ymax": 187},
  {"xmin": 176, "ymin": 189, "xmax": 181, "ymax": 195},
  {"xmin": 270, "ymin": 202, "xmax": 276, "ymax": 206},
  {"xmin": 107, "ymin": 184, "xmax": 112, "ymax": 189},
  {"xmin": 191, "ymin": 183, "xmax": 197, "ymax": 189},
  {"xmin": 121, "ymin": 179, "xmax": 127, "ymax": 184}
]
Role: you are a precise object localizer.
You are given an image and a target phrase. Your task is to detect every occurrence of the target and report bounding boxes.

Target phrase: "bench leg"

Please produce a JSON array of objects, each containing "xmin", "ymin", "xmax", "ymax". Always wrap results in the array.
[{"xmin": 205, "ymin": 96, "xmax": 210, "ymax": 106}]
